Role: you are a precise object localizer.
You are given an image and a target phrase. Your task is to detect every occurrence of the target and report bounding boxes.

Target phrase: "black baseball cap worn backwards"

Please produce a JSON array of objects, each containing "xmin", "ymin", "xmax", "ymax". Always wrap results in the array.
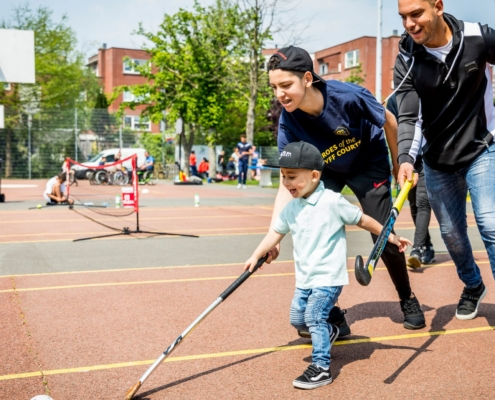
[
  {"xmin": 269, "ymin": 46, "xmax": 325, "ymax": 86},
  {"xmin": 279, "ymin": 141, "xmax": 325, "ymax": 171}
]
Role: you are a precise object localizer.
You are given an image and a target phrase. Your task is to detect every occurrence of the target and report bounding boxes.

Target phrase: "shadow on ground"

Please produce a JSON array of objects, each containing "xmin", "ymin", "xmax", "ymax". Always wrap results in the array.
[{"xmin": 133, "ymin": 299, "xmax": 495, "ymax": 398}]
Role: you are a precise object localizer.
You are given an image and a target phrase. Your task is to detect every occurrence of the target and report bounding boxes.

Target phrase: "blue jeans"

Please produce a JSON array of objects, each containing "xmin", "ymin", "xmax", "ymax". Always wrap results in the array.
[
  {"xmin": 424, "ymin": 142, "xmax": 495, "ymax": 288},
  {"xmin": 290, "ymin": 286, "xmax": 342, "ymax": 369},
  {"xmin": 238, "ymin": 159, "xmax": 249, "ymax": 184}
]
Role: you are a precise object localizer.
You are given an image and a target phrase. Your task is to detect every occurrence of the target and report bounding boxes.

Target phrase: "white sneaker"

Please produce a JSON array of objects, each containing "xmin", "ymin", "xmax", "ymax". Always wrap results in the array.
[
  {"xmin": 242, "ymin": 184, "xmax": 247, "ymax": 189},
  {"xmin": 237, "ymin": 184, "xmax": 242, "ymax": 189}
]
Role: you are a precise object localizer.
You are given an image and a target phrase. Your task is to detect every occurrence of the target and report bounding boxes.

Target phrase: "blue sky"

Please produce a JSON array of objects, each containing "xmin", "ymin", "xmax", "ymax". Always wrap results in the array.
[{"xmin": 3, "ymin": 0, "xmax": 495, "ymax": 57}]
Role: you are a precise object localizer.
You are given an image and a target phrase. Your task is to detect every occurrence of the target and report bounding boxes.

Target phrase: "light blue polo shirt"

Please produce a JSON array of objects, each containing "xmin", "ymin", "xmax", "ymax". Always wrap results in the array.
[{"xmin": 273, "ymin": 182, "xmax": 362, "ymax": 289}]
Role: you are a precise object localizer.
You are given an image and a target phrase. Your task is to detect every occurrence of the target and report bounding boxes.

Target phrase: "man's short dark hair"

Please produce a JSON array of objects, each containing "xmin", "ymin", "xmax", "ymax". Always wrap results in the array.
[
  {"xmin": 240, "ymin": 134, "xmax": 246, "ymax": 139},
  {"xmin": 58, "ymin": 172, "xmax": 67, "ymax": 181},
  {"xmin": 267, "ymin": 56, "xmax": 305, "ymax": 79}
]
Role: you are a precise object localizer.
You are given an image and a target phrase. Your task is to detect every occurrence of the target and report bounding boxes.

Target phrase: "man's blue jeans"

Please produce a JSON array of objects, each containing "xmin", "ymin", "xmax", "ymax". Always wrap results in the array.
[
  {"xmin": 290, "ymin": 286, "xmax": 342, "ymax": 369},
  {"xmin": 238, "ymin": 159, "xmax": 249, "ymax": 184},
  {"xmin": 424, "ymin": 141, "xmax": 495, "ymax": 288}
]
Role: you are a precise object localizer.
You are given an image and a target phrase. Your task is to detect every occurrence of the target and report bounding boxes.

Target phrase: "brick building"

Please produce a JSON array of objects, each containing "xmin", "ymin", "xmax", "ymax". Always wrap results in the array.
[
  {"xmin": 313, "ymin": 34, "xmax": 401, "ymax": 102},
  {"xmin": 87, "ymin": 45, "xmax": 160, "ymax": 133}
]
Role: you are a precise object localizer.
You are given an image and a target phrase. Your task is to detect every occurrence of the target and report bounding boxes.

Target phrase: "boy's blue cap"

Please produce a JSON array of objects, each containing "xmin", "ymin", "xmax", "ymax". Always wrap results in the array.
[{"xmin": 279, "ymin": 141, "xmax": 324, "ymax": 171}]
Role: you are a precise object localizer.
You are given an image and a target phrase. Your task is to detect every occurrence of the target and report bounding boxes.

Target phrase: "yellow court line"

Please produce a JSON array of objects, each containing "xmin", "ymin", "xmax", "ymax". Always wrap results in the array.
[
  {"xmin": 0, "ymin": 261, "xmax": 489, "ymax": 293},
  {"xmin": 0, "ymin": 325, "xmax": 493, "ymax": 382},
  {"xmin": 1, "ymin": 221, "xmax": 484, "ymax": 245},
  {"xmin": 0, "ymin": 250, "xmax": 488, "ymax": 279},
  {"xmin": 0, "ymin": 213, "xmax": 272, "ymax": 224},
  {"xmin": 0, "ymin": 260, "xmax": 296, "ymax": 278},
  {"xmin": 0, "ymin": 273, "xmax": 296, "ymax": 293},
  {"xmin": 0, "ymin": 230, "xmax": 279, "ymax": 245},
  {"xmin": 0, "ymin": 204, "xmax": 275, "ymax": 215},
  {"xmin": 0, "ymin": 226, "xmax": 271, "ymax": 238}
]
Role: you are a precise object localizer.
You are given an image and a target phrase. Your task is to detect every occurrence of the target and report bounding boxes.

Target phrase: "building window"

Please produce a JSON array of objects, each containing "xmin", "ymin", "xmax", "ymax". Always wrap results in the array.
[
  {"xmin": 123, "ymin": 91, "xmax": 149, "ymax": 102},
  {"xmin": 124, "ymin": 115, "xmax": 151, "ymax": 131},
  {"xmin": 123, "ymin": 58, "xmax": 148, "ymax": 74},
  {"xmin": 319, "ymin": 63, "xmax": 328, "ymax": 75},
  {"xmin": 345, "ymin": 50, "xmax": 359, "ymax": 69},
  {"xmin": 3, "ymin": 83, "xmax": 11, "ymax": 91},
  {"xmin": 123, "ymin": 91, "xmax": 133, "ymax": 102}
]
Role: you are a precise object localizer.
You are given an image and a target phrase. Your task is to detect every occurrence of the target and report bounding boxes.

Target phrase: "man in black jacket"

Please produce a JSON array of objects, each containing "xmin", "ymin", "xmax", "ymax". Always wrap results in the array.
[{"xmin": 395, "ymin": 0, "xmax": 495, "ymax": 320}]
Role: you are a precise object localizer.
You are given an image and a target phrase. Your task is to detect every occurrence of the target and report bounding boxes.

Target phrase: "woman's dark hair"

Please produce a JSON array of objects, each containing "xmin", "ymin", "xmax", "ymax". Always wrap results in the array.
[{"xmin": 58, "ymin": 172, "xmax": 67, "ymax": 181}]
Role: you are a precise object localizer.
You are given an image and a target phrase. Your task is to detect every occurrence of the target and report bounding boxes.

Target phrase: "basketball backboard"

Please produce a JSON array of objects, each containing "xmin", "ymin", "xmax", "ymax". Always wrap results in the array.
[{"xmin": 0, "ymin": 29, "xmax": 35, "ymax": 84}]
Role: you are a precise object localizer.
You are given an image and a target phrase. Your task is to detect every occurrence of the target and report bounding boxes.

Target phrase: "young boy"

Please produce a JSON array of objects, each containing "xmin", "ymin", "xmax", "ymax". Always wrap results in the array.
[{"xmin": 244, "ymin": 141, "xmax": 411, "ymax": 390}]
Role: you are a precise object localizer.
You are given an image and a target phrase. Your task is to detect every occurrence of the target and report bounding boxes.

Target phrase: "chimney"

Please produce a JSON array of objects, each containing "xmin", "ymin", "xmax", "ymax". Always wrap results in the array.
[
  {"xmin": 102, "ymin": 43, "xmax": 107, "ymax": 49},
  {"xmin": 392, "ymin": 30, "xmax": 399, "ymax": 36}
]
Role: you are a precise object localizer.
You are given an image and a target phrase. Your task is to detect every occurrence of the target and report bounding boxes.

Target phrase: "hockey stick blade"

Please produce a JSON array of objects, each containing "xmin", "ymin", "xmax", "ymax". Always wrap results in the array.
[{"xmin": 354, "ymin": 177, "xmax": 413, "ymax": 286}]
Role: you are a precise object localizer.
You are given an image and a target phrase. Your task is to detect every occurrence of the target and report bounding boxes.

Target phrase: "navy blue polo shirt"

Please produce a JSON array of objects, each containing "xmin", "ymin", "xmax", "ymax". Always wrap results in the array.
[
  {"xmin": 236, "ymin": 141, "xmax": 253, "ymax": 162},
  {"xmin": 277, "ymin": 81, "xmax": 388, "ymax": 173}
]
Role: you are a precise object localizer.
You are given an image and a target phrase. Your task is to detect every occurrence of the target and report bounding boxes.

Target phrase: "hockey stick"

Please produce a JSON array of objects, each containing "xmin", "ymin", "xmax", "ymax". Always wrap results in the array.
[
  {"xmin": 355, "ymin": 177, "xmax": 413, "ymax": 286},
  {"xmin": 125, "ymin": 255, "xmax": 268, "ymax": 399}
]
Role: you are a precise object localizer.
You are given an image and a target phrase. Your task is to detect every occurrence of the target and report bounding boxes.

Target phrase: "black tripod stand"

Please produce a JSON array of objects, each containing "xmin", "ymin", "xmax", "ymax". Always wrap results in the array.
[{"xmin": 73, "ymin": 208, "xmax": 198, "ymax": 242}]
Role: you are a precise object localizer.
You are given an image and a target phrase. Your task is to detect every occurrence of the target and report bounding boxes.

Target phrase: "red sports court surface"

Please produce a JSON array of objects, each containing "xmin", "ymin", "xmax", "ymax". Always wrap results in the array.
[{"xmin": 1, "ymin": 181, "xmax": 494, "ymax": 399}]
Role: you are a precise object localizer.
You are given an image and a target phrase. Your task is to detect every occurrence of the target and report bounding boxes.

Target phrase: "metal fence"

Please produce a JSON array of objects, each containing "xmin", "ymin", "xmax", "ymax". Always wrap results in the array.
[
  {"xmin": 0, "ymin": 109, "xmax": 141, "ymax": 179},
  {"xmin": 0, "ymin": 106, "xmax": 280, "ymax": 179}
]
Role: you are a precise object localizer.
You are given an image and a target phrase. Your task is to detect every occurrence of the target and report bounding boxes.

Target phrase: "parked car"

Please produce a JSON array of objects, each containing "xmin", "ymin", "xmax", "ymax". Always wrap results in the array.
[{"xmin": 65, "ymin": 148, "xmax": 147, "ymax": 179}]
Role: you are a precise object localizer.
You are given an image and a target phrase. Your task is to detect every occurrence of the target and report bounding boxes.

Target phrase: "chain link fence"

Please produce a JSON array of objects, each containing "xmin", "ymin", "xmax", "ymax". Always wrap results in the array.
[
  {"xmin": 0, "ymin": 109, "xmax": 141, "ymax": 179},
  {"xmin": 0, "ymin": 107, "xmax": 280, "ymax": 180}
]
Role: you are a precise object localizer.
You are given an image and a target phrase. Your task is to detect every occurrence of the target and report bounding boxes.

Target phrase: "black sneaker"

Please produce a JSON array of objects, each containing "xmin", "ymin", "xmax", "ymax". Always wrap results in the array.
[
  {"xmin": 400, "ymin": 293, "xmax": 426, "ymax": 329},
  {"xmin": 421, "ymin": 245, "xmax": 436, "ymax": 264},
  {"xmin": 456, "ymin": 283, "xmax": 487, "ymax": 320},
  {"xmin": 293, "ymin": 363, "xmax": 332, "ymax": 390},
  {"xmin": 406, "ymin": 247, "xmax": 423, "ymax": 269},
  {"xmin": 298, "ymin": 307, "xmax": 350, "ymax": 339}
]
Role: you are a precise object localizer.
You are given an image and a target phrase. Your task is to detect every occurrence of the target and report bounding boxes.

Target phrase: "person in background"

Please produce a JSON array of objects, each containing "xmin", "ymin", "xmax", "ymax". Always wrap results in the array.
[
  {"xmin": 226, "ymin": 157, "xmax": 237, "ymax": 180},
  {"xmin": 217, "ymin": 150, "xmax": 226, "ymax": 175},
  {"xmin": 198, "ymin": 157, "xmax": 209, "ymax": 179},
  {"xmin": 44, "ymin": 172, "xmax": 74, "ymax": 205},
  {"xmin": 189, "ymin": 150, "xmax": 198, "ymax": 177},
  {"xmin": 231, "ymin": 147, "xmax": 240, "ymax": 178},
  {"xmin": 236, "ymin": 134, "xmax": 253, "ymax": 189},
  {"xmin": 387, "ymin": 94, "xmax": 435, "ymax": 268},
  {"xmin": 251, "ymin": 145, "xmax": 259, "ymax": 179},
  {"xmin": 138, "ymin": 150, "xmax": 155, "ymax": 182}
]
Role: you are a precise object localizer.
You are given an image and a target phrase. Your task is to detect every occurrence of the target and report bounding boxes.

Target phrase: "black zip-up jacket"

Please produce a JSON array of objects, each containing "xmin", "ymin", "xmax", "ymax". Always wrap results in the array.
[{"xmin": 394, "ymin": 13, "xmax": 495, "ymax": 172}]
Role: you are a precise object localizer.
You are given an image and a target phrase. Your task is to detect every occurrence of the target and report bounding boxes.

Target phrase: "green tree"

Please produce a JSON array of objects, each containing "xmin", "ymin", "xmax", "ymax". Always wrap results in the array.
[
  {"xmin": 0, "ymin": 5, "xmax": 99, "ymax": 177},
  {"xmin": 117, "ymin": 0, "xmax": 243, "ymax": 175},
  {"xmin": 231, "ymin": 0, "xmax": 279, "ymax": 146},
  {"xmin": 344, "ymin": 63, "xmax": 366, "ymax": 86}
]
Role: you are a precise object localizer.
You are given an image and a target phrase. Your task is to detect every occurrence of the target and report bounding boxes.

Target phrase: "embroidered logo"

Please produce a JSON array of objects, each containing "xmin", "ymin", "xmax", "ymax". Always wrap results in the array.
[
  {"xmin": 274, "ymin": 51, "xmax": 287, "ymax": 60},
  {"xmin": 465, "ymin": 61, "xmax": 478, "ymax": 75},
  {"xmin": 334, "ymin": 126, "xmax": 350, "ymax": 136},
  {"xmin": 279, "ymin": 150, "xmax": 292, "ymax": 159}
]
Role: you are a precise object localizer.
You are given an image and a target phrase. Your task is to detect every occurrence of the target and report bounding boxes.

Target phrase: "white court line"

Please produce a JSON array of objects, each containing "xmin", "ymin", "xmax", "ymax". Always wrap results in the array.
[{"xmin": 2, "ymin": 184, "xmax": 38, "ymax": 188}]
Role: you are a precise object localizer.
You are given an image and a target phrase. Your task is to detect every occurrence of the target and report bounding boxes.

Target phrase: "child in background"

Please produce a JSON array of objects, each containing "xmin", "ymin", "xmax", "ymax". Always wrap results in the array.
[{"xmin": 244, "ymin": 141, "xmax": 411, "ymax": 390}]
